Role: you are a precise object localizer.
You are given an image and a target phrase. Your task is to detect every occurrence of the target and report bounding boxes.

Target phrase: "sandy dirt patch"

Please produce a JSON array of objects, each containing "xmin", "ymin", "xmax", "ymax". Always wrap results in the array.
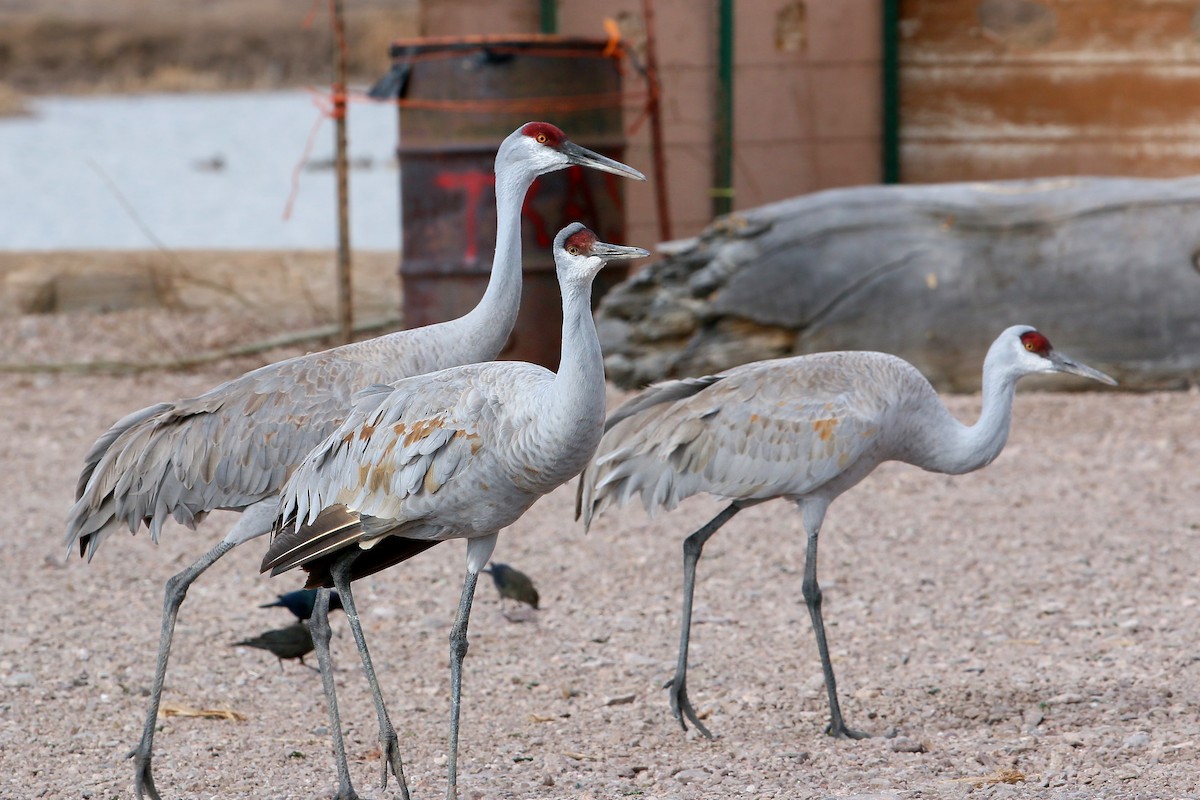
[{"xmin": 0, "ymin": 306, "xmax": 1197, "ymax": 799}]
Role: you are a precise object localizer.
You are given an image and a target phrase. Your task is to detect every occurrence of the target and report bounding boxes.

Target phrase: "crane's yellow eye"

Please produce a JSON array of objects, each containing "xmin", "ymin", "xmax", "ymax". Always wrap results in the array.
[
  {"xmin": 567, "ymin": 246, "xmax": 580, "ymax": 256},
  {"xmin": 1025, "ymin": 342, "xmax": 1035, "ymax": 351},
  {"xmin": 536, "ymin": 133, "xmax": 548, "ymax": 143}
]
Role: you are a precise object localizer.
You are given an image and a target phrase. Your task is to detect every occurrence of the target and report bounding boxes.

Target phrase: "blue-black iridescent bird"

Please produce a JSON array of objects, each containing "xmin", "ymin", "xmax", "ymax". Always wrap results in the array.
[{"xmin": 259, "ymin": 588, "xmax": 342, "ymax": 620}]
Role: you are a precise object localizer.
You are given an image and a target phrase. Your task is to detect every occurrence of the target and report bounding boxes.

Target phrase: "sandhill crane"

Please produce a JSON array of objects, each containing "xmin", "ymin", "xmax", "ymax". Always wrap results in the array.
[
  {"xmin": 65, "ymin": 123, "xmax": 644, "ymax": 800},
  {"xmin": 578, "ymin": 326, "xmax": 1115, "ymax": 739},
  {"xmin": 261, "ymin": 223, "xmax": 648, "ymax": 800}
]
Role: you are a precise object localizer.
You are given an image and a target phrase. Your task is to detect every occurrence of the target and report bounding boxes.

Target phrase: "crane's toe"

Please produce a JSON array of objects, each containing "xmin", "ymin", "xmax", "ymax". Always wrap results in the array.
[
  {"xmin": 664, "ymin": 676, "xmax": 714, "ymax": 739},
  {"xmin": 130, "ymin": 749, "xmax": 162, "ymax": 800},
  {"xmin": 379, "ymin": 730, "xmax": 411, "ymax": 800},
  {"xmin": 826, "ymin": 720, "xmax": 870, "ymax": 740}
]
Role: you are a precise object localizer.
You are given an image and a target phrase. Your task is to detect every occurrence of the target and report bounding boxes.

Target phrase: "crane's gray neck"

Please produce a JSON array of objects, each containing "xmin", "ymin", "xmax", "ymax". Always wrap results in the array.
[
  {"xmin": 924, "ymin": 352, "xmax": 1019, "ymax": 475},
  {"xmin": 544, "ymin": 275, "xmax": 606, "ymax": 460},
  {"xmin": 552, "ymin": 277, "xmax": 604, "ymax": 406},
  {"xmin": 458, "ymin": 164, "xmax": 530, "ymax": 355}
]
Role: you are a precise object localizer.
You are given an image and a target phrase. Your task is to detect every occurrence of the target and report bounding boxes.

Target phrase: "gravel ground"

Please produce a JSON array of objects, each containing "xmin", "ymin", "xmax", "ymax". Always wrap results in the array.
[{"xmin": 1, "ymin": 308, "xmax": 1199, "ymax": 800}]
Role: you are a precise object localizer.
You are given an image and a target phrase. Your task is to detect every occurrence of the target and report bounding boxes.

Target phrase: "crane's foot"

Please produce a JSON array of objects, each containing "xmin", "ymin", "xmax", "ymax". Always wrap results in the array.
[
  {"xmin": 328, "ymin": 784, "xmax": 361, "ymax": 800},
  {"xmin": 378, "ymin": 729, "xmax": 412, "ymax": 800},
  {"xmin": 663, "ymin": 676, "xmax": 714, "ymax": 739},
  {"xmin": 825, "ymin": 719, "xmax": 870, "ymax": 740},
  {"xmin": 129, "ymin": 747, "xmax": 163, "ymax": 800}
]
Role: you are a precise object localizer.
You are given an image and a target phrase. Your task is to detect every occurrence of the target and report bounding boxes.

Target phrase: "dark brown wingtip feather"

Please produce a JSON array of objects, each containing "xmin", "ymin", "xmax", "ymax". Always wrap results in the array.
[
  {"xmin": 303, "ymin": 568, "xmax": 330, "ymax": 590},
  {"xmin": 299, "ymin": 536, "xmax": 444, "ymax": 589},
  {"xmin": 348, "ymin": 537, "xmax": 442, "ymax": 581},
  {"xmin": 573, "ymin": 473, "xmax": 585, "ymax": 521},
  {"xmin": 261, "ymin": 505, "xmax": 363, "ymax": 576}
]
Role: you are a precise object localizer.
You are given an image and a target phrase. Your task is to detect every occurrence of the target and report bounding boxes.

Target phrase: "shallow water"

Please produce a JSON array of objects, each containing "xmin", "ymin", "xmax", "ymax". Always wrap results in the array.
[{"xmin": 0, "ymin": 90, "xmax": 400, "ymax": 250}]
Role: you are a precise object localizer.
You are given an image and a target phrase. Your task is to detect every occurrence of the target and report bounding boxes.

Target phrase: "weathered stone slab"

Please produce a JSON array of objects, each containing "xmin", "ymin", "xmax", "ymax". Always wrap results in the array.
[{"xmin": 597, "ymin": 177, "xmax": 1200, "ymax": 391}]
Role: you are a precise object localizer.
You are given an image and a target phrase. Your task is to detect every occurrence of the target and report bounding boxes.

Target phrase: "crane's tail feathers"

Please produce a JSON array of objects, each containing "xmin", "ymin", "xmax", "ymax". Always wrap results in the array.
[
  {"xmin": 68, "ymin": 400, "xmax": 219, "ymax": 560},
  {"xmin": 602, "ymin": 375, "xmax": 723, "ymax": 433},
  {"xmin": 300, "ymin": 536, "xmax": 442, "ymax": 589},
  {"xmin": 74, "ymin": 402, "xmax": 172, "ymax": 501},
  {"xmin": 573, "ymin": 471, "xmax": 587, "ymax": 523},
  {"xmin": 261, "ymin": 505, "xmax": 361, "ymax": 577},
  {"xmin": 578, "ymin": 376, "xmax": 723, "ymax": 530}
]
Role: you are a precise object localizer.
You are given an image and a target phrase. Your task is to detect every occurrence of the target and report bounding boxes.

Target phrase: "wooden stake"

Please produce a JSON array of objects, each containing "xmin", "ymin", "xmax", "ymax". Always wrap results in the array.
[{"xmin": 331, "ymin": 0, "xmax": 353, "ymax": 344}]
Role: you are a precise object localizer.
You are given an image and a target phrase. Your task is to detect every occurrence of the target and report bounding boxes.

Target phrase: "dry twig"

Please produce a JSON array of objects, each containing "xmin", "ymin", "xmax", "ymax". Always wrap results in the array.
[{"xmin": 159, "ymin": 702, "xmax": 247, "ymax": 722}]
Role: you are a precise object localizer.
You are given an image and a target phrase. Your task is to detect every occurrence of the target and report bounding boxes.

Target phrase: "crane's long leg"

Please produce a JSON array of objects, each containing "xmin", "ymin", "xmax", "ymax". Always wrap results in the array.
[
  {"xmin": 131, "ymin": 500, "xmax": 275, "ymax": 800},
  {"xmin": 446, "ymin": 568, "xmax": 480, "ymax": 800},
  {"xmin": 131, "ymin": 539, "xmax": 233, "ymax": 800},
  {"xmin": 308, "ymin": 588, "xmax": 359, "ymax": 800},
  {"xmin": 665, "ymin": 502, "xmax": 741, "ymax": 739},
  {"xmin": 800, "ymin": 502, "xmax": 867, "ymax": 740},
  {"xmin": 329, "ymin": 552, "xmax": 411, "ymax": 800}
]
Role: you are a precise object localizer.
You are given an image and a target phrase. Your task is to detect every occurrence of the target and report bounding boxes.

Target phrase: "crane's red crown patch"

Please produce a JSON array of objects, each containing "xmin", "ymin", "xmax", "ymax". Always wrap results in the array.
[
  {"xmin": 521, "ymin": 122, "xmax": 566, "ymax": 148},
  {"xmin": 563, "ymin": 227, "xmax": 598, "ymax": 256},
  {"xmin": 1020, "ymin": 330, "xmax": 1052, "ymax": 356}
]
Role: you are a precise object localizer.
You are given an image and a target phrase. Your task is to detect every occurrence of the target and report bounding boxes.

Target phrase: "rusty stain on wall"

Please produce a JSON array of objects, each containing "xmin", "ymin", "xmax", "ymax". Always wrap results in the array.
[
  {"xmin": 901, "ymin": 0, "xmax": 1200, "ymax": 182},
  {"xmin": 775, "ymin": 2, "xmax": 807, "ymax": 53},
  {"xmin": 976, "ymin": 0, "xmax": 1057, "ymax": 48}
]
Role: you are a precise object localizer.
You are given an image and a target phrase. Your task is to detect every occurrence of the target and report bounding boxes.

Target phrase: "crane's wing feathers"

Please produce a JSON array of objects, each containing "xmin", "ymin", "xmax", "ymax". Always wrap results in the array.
[
  {"xmin": 580, "ymin": 356, "xmax": 889, "ymax": 528},
  {"xmin": 267, "ymin": 363, "xmax": 540, "ymax": 577},
  {"xmin": 602, "ymin": 375, "xmax": 724, "ymax": 433},
  {"xmin": 576, "ymin": 374, "xmax": 722, "ymax": 519},
  {"xmin": 66, "ymin": 350, "xmax": 383, "ymax": 559},
  {"xmin": 74, "ymin": 402, "xmax": 172, "ymax": 501},
  {"xmin": 278, "ymin": 369, "xmax": 499, "ymax": 532},
  {"xmin": 262, "ymin": 505, "xmax": 363, "ymax": 577},
  {"xmin": 264, "ymin": 505, "xmax": 445, "ymax": 588}
]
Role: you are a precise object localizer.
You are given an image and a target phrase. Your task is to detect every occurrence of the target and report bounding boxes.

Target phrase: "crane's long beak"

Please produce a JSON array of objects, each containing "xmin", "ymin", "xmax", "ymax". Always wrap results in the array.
[
  {"xmin": 1051, "ymin": 351, "xmax": 1118, "ymax": 386},
  {"xmin": 562, "ymin": 140, "xmax": 647, "ymax": 181},
  {"xmin": 592, "ymin": 241, "xmax": 651, "ymax": 262}
]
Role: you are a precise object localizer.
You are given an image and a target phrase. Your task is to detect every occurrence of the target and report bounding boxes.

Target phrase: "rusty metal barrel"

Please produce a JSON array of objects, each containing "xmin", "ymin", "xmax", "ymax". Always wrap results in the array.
[{"xmin": 376, "ymin": 35, "xmax": 632, "ymax": 368}]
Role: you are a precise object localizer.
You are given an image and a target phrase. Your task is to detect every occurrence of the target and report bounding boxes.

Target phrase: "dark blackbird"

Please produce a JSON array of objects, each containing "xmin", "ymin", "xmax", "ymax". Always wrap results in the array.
[
  {"xmin": 482, "ymin": 563, "xmax": 539, "ymax": 609},
  {"xmin": 232, "ymin": 621, "xmax": 315, "ymax": 669},
  {"xmin": 259, "ymin": 588, "xmax": 342, "ymax": 620}
]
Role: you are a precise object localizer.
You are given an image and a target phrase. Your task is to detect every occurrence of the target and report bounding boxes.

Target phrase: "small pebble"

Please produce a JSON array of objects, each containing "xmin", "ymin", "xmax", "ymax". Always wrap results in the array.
[
  {"xmin": 1024, "ymin": 707, "xmax": 1045, "ymax": 730},
  {"xmin": 1122, "ymin": 732, "xmax": 1150, "ymax": 749},
  {"xmin": 1047, "ymin": 692, "xmax": 1085, "ymax": 705},
  {"xmin": 889, "ymin": 736, "xmax": 927, "ymax": 753},
  {"xmin": 675, "ymin": 768, "xmax": 709, "ymax": 783}
]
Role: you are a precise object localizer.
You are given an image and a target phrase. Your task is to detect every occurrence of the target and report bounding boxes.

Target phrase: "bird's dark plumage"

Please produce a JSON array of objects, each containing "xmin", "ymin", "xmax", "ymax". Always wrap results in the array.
[
  {"xmin": 484, "ymin": 563, "xmax": 539, "ymax": 609},
  {"xmin": 232, "ymin": 621, "xmax": 315, "ymax": 667},
  {"xmin": 259, "ymin": 588, "xmax": 343, "ymax": 620}
]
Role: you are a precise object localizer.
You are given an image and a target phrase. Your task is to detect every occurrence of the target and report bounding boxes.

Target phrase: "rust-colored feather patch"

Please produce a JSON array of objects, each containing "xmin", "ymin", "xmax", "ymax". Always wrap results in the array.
[
  {"xmin": 812, "ymin": 418, "xmax": 839, "ymax": 441},
  {"xmin": 403, "ymin": 417, "xmax": 445, "ymax": 446}
]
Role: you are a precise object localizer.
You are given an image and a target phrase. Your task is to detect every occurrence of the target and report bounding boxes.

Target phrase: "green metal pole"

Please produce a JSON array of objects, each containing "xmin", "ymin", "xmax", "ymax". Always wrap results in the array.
[
  {"xmin": 540, "ymin": 0, "xmax": 557, "ymax": 34},
  {"xmin": 713, "ymin": 0, "xmax": 734, "ymax": 218},
  {"xmin": 881, "ymin": 0, "xmax": 901, "ymax": 184}
]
